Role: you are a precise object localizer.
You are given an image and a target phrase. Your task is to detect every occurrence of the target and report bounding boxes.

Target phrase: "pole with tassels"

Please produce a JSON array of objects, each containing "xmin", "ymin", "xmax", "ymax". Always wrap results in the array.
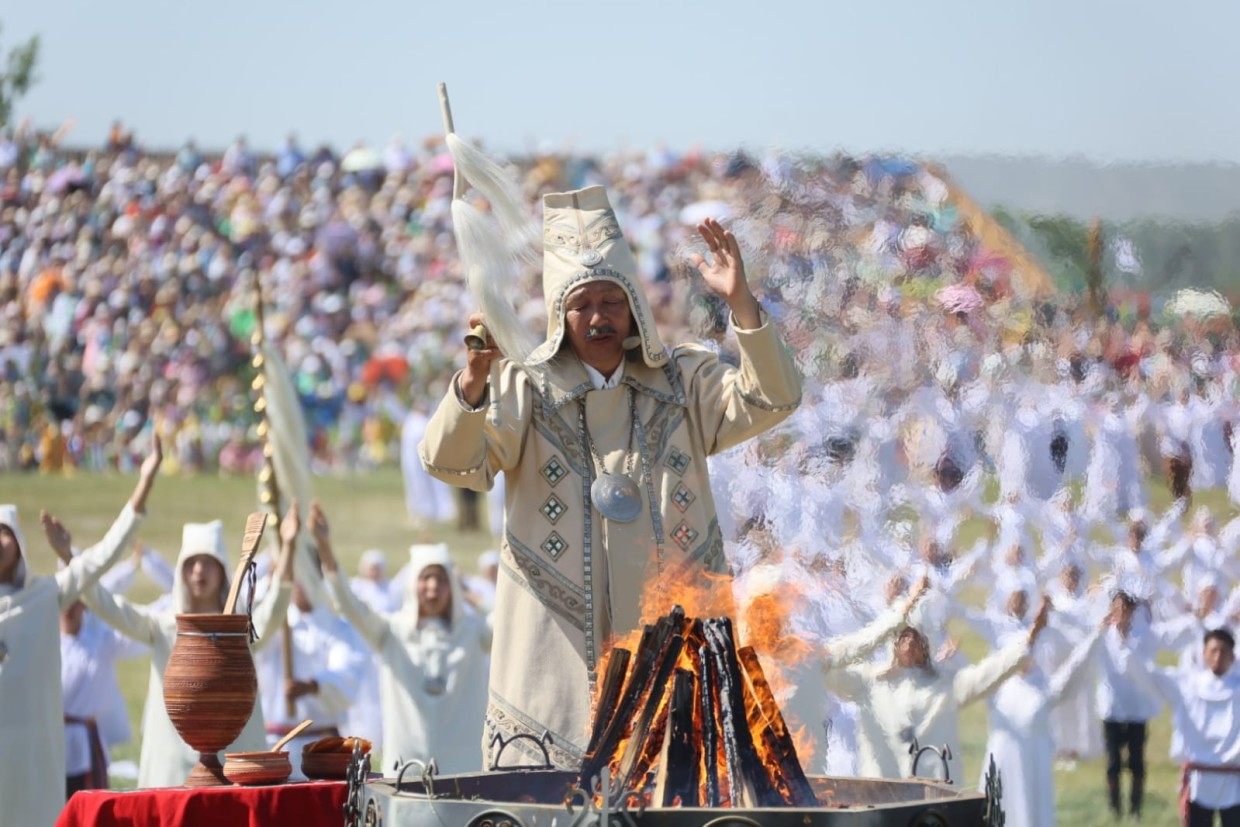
[
  {"xmin": 439, "ymin": 82, "xmax": 484, "ymax": 351},
  {"xmin": 250, "ymin": 267, "xmax": 298, "ymax": 720},
  {"xmin": 438, "ymin": 82, "xmax": 506, "ymax": 426}
]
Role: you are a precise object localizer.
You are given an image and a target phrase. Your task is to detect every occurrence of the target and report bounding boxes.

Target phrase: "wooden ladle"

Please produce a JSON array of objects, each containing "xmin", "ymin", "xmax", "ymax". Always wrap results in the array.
[{"xmin": 271, "ymin": 719, "xmax": 314, "ymax": 754}]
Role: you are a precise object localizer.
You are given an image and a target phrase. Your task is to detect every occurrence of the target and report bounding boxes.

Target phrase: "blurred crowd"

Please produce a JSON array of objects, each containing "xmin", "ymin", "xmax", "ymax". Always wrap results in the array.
[{"xmin": 0, "ymin": 120, "xmax": 1236, "ymax": 479}]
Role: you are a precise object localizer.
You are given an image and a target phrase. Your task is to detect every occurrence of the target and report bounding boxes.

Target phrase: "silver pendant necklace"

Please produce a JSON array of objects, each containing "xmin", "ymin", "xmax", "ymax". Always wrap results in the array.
[{"xmin": 580, "ymin": 388, "xmax": 643, "ymax": 523}]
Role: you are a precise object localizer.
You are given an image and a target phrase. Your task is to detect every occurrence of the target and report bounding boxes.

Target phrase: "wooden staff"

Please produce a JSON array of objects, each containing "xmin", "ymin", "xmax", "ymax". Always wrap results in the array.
[{"xmin": 250, "ymin": 267, "xmax": 297, "ymax": 720}]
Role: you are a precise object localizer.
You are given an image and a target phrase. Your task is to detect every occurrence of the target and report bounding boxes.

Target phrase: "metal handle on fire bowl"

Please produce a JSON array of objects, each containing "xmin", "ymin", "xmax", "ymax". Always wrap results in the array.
[
  {"xmin": 394, "ymin": 758, "xmax": 438, "ymax": 797},
  {"xmin": 487, "ymin": 729, "xmax": 555, "ymax": 771},
  {"xmin": 908, "ymin": 739, "xmax": 954, "ymax": 784}
]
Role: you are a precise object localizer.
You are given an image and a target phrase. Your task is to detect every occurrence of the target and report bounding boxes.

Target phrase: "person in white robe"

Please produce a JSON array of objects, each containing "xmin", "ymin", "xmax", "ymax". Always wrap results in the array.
[
  {"xmin": 979, "ymin": 618, "xmax": 1105, "ymax": 827},
  {"xmin": 1157, "ymin": 508, "xmax": 1240, "ymax": 601},
  {"xmin": 1096, "ymin": 588, "xmax": 1162, "ymax": 819},
  {"xmin": 963, "ymin": 570, "xmax": 1066, "ymax": 678},
  {"xmin": 60, "ymin": 598, "xmax": 147, "ymax": 794},
  {"xmin": 257, "ymin": 578, "xmax": 364, "ymax": 779},
  {"xmin": 1128, "ymin": 627, "xmax": 1240, "ymax": 826},
  {"xmin": 316, "ymin": 502, "xmax": 492, "ymax": 774},
  {"xmin": 1088, "ymin": 501, "xmax": 1186, "ymax": 605},
  {"xmin": 0, "ymin": 438, "xmax": 159, "ymax": 827},
  {"xmin": 400, "ymin": 405, "xmax": 457, "ymax": 529},
  {"xmin": 462, "ymin": 550, "xmax": 499, "ymax": 614},
  {"xmin": 51, "ymin": 543, "xmax": 162, "ymax": 783},
  {"xmin": 1083, "ymin": 393, "xmax": 1147, "ymax": 522},
  {"xmin": 824, "ymin": 597, "xmax": 1050, "ymax": 782},
  {"xmin": 1158, "ymin": 386, "xmax": 1197, "ymax": 503},
  {"xmin": 1045, "ymin": 556, "xmax": 1105, "ymax": 762},
  {"xmin": 736, "ymin": 568, "xmax": 930, "ymax": 777},
  {"xmin": 80, "ymin": 508, "xmax": 297, "ymax": 788},
  {"xmin": 1188, "ymin": 384, "xmax": 1230, "ymax": 492}
]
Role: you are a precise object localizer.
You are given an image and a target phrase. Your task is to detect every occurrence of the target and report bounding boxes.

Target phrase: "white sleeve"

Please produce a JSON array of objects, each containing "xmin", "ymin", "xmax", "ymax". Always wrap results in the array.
[
  {"xmin": 140, "ymin": 549, "xmax": 176, "ymax": 593},
  {"xmin": 79, "ymin": 580, "xmax": 161, "ymax": 645},
  {"xmin": 55, "ymin": 503, "xmax": 144, "ymax": 610},
  {"xmin": 823, "ymin": 608, "xmax": 905, "ymax": 670},
  {"xmin": 952, "ymin": 639, "xmax": 1028, "ymax": 706},
  {"xmin": 325, "ymin": 567, "xmax": 393, "ymax": 651},
  {"xmin": 250, "ymin": 580, "xmax": 293, "ymax": 653}
]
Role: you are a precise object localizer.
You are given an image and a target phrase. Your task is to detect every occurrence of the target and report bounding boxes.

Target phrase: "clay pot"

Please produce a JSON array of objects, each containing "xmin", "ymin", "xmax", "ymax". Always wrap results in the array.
[
  {"xmin": 301, "ymin": 749, "xmax": 355, "ymax": 780},
  {"xmin": 224, "ymin": 751, "xmax": 292, "ymax": 786},
  {"xmin": 164, "ymin": 614, "xmax": 258, "ymax": 787}
]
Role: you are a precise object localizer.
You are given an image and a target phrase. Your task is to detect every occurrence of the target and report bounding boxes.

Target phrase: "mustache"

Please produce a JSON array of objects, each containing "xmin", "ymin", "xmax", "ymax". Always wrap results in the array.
[{"xmin": 585, "ymin": 325, "xmax": 619, "ymax": 340}]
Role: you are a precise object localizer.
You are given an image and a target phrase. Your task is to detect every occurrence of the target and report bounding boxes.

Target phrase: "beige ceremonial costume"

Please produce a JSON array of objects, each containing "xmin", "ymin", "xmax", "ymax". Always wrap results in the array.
[
  {"xmin": 0, "ymin": 503, "xmax": 142, "ymax": 827},
  {"xmin": 82, "ymin": 521, "xmax": 291, "ymax": 787},
  {"xmin": 420, "ymin": 186, "xmax": 802, "ymax": 769}
]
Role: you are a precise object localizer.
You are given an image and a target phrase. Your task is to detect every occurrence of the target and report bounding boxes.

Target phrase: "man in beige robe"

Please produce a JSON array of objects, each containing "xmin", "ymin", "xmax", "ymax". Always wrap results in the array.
[{"xmin": 420, "ymin": 187, "xmax": 801, "ymax": 770}]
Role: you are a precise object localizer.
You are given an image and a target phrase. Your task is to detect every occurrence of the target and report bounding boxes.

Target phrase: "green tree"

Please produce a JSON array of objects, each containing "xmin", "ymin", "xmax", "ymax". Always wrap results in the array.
[{"xmin": 0, "ymin": 22, "xmax": 40, "ymax": 128}]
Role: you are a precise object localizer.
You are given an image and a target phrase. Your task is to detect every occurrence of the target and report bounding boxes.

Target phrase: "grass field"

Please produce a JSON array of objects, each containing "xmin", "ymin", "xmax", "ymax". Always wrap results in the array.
[{"xmin": 4, "ymin": 467, "xmax": 1233, "ymax": 825}]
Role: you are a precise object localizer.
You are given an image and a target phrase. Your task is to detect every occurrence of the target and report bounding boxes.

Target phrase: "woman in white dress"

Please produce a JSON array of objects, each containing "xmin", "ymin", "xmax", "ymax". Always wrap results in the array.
[
  {"xmin": 317, "ymin": 502, "xmax": 492, "ymax": 774},
  {"xmin": 1083, "ymin": 394, "xmax": 1146, "ymax": 522},
  {"xmin": 0, "ymin": 441, "xmax": 159, "ymax": 824},
  {"xmin": 979, "ymin": 618, "xmax": 1106, "ymax": 827}
]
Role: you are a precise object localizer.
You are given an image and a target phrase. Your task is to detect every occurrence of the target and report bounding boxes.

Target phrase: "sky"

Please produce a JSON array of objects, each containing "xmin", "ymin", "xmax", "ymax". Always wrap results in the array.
[{"xmin": 4, "ymin": 0, "xmax": 1238, "ymax": 163}]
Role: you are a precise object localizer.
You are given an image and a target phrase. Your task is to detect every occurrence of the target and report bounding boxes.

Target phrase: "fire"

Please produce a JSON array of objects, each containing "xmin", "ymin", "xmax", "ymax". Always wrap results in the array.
[
  {"xmin": 584, "ymin": 545, "xmax": 838, "ymax": 808},
  {"xmin": 583, "ymin": 606, "xmax": 819, "ymax": 811},
  {"xmin": 733, "ymin": 562, "xmax": 821, "ymax": 766}
]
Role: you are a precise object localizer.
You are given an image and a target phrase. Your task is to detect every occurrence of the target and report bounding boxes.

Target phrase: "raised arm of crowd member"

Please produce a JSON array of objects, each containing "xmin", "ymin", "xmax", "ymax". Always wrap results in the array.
[
  {"xmin": 44, "ymin": 436, "xmax": 162, "ymax": 610},
  {"xmin": 952, "ymin": 596, "xmax": 1051, "ymax": 707},
  {"xmin": 942, "ymin": 537, "xmax": 991, "ymax": 594},
  {"xmin": 314, "ymin": 502, "xmax": 393, "ymax": 650},
  {"xmin": 1039, "ymin": 616, "xmax": 1107, "ymax": 716},
  {"xmin": 1148, "ymin": 498, "xmax": 1188, "ymax": 549},
  {"xmin": 822, "ymin": 575, "xmax": 930, "ymax": 670},
  {"xmin": 137, "ymin": 542, "xmax": 176, "ymax": 593}
]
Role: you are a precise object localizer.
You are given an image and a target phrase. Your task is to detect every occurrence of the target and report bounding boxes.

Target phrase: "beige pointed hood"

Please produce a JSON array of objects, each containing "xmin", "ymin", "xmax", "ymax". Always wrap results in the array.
[{"xmin": 525, "ymin": 186, "xmax": 669, "ymax": 369}]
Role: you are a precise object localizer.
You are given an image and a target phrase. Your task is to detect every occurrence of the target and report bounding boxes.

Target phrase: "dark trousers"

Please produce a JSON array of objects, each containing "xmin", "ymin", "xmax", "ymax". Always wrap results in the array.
[
  {"xmin": 66, "ymin": 773, "xmax": 89, "ymax": 800},
  {"xmin": 1168, "ymin": 454, "xmax": 1193, "ymax": 503},
  {"xmin": 1105, "ymin": 720, "xmax": 1147, "ymax": 815},
  {"xmin": 1188, "ymin": 802, "xmax": 1240, "ymax": 827}
]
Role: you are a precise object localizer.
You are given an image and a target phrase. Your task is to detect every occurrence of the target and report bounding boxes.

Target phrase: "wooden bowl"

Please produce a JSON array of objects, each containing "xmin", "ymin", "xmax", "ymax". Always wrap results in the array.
[
  {"xmin": 300, "ymin": 749, "xmax": 354, "ymax": 781},
  {"xmin": 223, "ymin": 751, "xmax": 292, "ymax": 786}
]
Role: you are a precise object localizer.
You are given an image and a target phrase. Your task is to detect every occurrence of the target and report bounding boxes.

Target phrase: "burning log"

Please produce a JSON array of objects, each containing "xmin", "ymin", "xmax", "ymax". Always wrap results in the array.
[
  {"xmin": 703, "ymin": 618, "xmax": 779, "ymax": 807},
  {"xmin": 654, "ymin": 668, "xmax": 699, "ymax": 806},
  {"xmin": 581, "ymin": 608, "xmax": 684, "ymax": 784},
  {"xmin": 616, "ymin": 632, "xmax": 685, "ymax": 791},
  {"xmin": 694, "ymin": 642, "xmax": 721, "ymax": 807},
  {"xmin": 579, "ymin": 607, "xmax": 811, "ymax": 810},
  {"xmin": 737, "ymin": 645, "xmax": 817, "ymax": 807},
  {"xmin": 585, "ymin": 647, "xmax": 631, "ymax": 759}
]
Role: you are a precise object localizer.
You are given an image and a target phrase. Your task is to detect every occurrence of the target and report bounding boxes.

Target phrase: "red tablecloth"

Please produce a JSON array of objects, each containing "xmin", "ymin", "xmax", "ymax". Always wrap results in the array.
[{"xmin": 56, "ymin": 780, "xmax": 347, "ymax": 827}]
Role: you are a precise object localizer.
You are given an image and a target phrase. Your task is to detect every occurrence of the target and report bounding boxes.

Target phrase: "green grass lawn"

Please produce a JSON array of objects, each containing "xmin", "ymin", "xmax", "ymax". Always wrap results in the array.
[{"xmin": 3, "ymin": 468, "xmax": 1232, "ymax": 825}]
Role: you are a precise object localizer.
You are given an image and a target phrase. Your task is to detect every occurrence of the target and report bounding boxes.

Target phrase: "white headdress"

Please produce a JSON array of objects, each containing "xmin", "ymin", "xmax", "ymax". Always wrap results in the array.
[
  {"xmin": 0, "ymin": 504, "xmax": 27, "ymax": 588},
  {"xmin": 171, "ymin": 520, "xmax": 230, "ymax": 612}
]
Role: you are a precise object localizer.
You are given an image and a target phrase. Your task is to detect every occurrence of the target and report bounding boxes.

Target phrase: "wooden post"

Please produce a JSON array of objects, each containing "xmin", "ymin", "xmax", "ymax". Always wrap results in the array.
[
  {"xmin": 1087, "ymin": 217, "xmax": 1104, "ymax": 319},
  {"xmin": 250, "ymin": 267, "xmax": 297, "ymax": 720}
]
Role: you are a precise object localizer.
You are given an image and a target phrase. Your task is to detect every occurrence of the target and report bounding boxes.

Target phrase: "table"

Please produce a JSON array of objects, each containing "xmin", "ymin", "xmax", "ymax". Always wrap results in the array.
[{"xmin": 56, "ymin": 780, "xmax": 347, "ymax": 827}]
